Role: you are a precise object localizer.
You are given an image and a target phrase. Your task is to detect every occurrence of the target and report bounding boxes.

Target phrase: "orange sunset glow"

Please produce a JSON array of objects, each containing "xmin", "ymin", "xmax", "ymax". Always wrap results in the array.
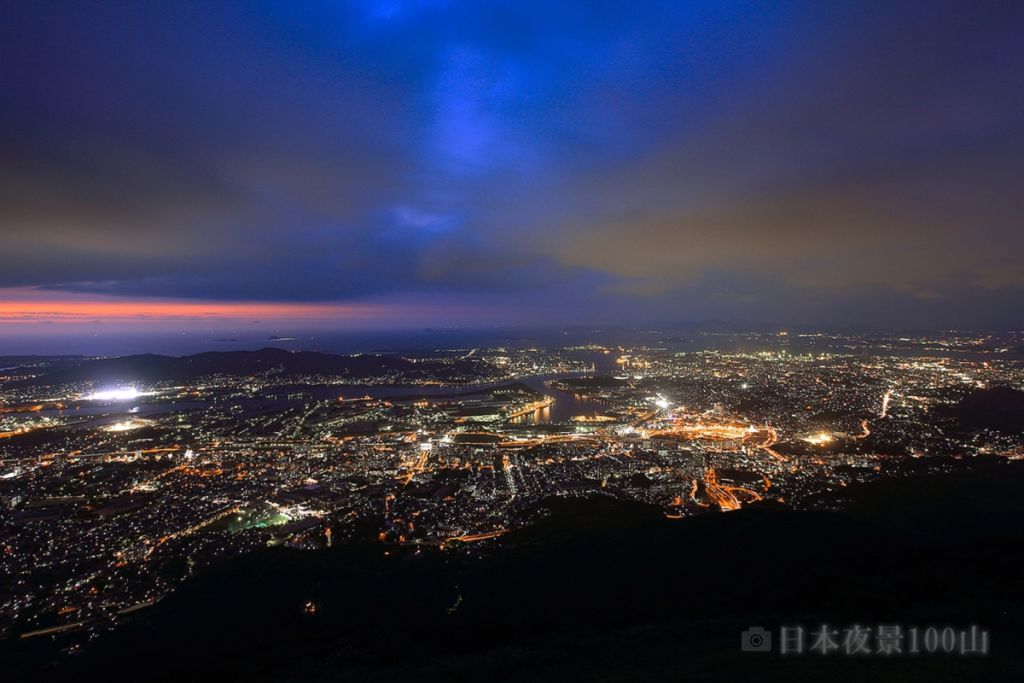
[{"xmin": 0, "ymin": 289, "xmax": 388, "ymax": 324}]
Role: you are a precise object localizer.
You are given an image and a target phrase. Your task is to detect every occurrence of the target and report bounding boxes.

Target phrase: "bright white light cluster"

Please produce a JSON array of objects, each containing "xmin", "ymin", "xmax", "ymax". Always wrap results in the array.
[
  {"xmin": 84, "ymin": 387, "xmax": 142, "ymax": 401},
  {"xmin": 104, "ymin": 418, "xmax": 151, "ymax": 432}
]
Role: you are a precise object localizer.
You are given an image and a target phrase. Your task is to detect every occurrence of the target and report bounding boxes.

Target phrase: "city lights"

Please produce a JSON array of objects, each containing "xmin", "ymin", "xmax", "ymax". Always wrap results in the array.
[{"xmin": 2, "ymin": 329, "xmax": 1022, "ymax": 668}]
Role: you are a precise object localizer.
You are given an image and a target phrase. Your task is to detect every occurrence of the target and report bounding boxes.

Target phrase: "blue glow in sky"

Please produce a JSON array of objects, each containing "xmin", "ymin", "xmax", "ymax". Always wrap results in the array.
[{"xmin": 2, "ymin": 0, "xmax": 1022, "ymax": 332}]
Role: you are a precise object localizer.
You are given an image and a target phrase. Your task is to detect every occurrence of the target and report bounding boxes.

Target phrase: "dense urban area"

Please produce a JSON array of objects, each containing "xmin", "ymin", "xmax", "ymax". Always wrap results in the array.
[{"xmin": 2, "ymin": 330, "xmax": 1023, "ymax": 652}]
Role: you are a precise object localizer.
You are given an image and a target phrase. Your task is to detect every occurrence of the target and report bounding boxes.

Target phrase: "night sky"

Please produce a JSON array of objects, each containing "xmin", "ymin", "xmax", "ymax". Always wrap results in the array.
[{"xmin": 2, "ymin": 1, "xmax": 1023, "ymax": 337}]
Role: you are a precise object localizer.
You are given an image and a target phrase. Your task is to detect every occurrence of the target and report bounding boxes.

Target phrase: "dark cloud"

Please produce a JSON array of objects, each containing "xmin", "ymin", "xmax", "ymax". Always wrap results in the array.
[{"xmin": 1, "ymin": 1, "xmax": 1022, "ymax": 327}]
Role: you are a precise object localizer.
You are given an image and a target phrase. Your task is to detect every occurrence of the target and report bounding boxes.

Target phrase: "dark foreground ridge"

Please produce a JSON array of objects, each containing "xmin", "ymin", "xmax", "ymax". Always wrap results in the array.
[{"xmin": 11, "ymin": 460, "xmax": 1024, "ymax": 682}]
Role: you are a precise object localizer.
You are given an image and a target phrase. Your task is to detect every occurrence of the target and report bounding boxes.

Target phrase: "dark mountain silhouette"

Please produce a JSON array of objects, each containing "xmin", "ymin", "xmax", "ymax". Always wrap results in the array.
[
  {"xmin": 941, "ymin": 386, "xmax": 1024, "ymax": 434},
  {"xmin": 26, "ymin": 348, "xmax": 428, "ymax": 385}
]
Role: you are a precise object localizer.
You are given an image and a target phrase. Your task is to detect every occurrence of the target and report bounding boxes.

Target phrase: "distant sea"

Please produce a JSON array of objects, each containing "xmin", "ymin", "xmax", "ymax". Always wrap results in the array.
[
  {"xmin": 1, "ymin": 326, "xmax": 1005, "ymax": 360},
  {"xmin": 0, "ymin": 327, "xmax": 671, "ymax": 357}
]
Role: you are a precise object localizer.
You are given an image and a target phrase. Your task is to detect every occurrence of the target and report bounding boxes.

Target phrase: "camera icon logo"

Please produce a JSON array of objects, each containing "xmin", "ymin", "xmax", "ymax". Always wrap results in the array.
[{"xmin": 741, "ymin": 626, "xmax": 772, "ymax": 652}]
